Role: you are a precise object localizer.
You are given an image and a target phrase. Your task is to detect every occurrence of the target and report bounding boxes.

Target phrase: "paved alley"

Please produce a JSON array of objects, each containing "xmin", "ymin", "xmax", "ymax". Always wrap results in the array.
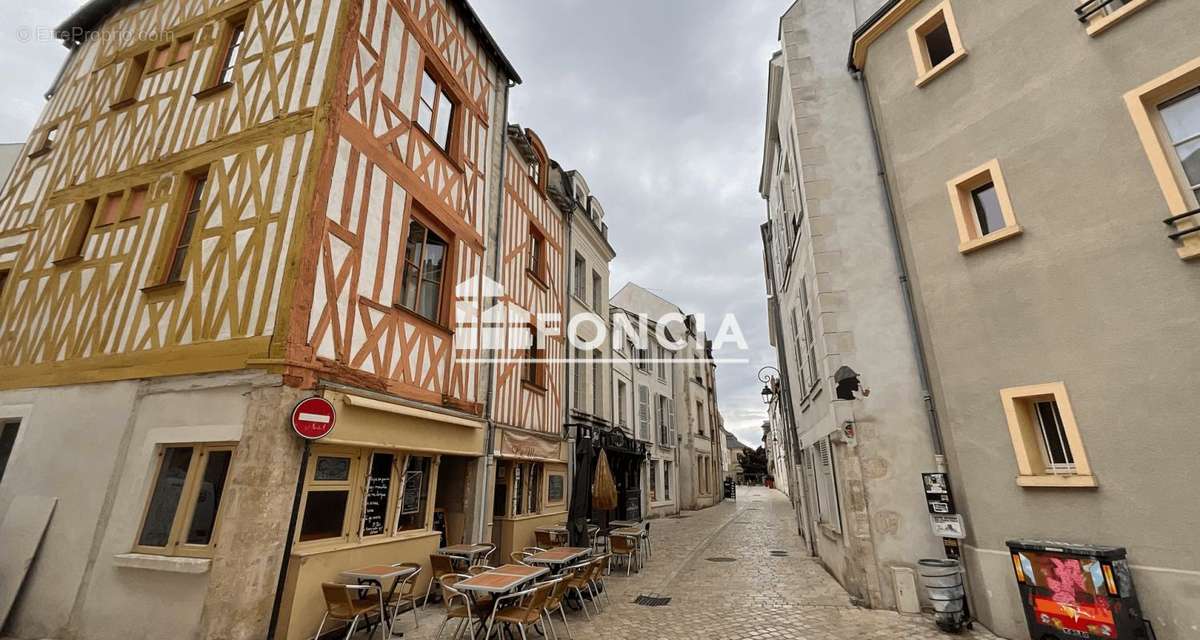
[{"xmin": 405, "ymin": 487, "xmax": 998, "ymax": 640}]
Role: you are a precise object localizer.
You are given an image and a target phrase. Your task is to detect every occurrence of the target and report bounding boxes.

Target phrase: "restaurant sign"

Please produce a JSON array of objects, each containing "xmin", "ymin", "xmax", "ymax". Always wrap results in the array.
[{"xmin": 500, "ymin": 430, "xmax": 562, "ymax": 461}]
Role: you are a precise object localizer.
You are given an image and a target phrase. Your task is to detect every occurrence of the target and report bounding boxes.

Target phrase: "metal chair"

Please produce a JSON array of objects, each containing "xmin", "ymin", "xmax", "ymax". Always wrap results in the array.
[
  {"xmin": 609, "ymin": 534, "xmax": 639, "ymax": 576},
  {"xmin": 590, "ymin": 554, "xmax": 614, "ymax": 607},
  {"xmin": 561, "ymin": 561, "xmax": 600, "ymax": 620},
  {"xmin": 640, "ymin": 522, "xmax": 652, "ymax": 559},
  {"xmin": 540, "ymin": 577, "xmax": 572, "ymax": 640},
  {"xmin": 314, "ymin": 582, "xmax": 385, "ymax": 640},
  {"xmin": 424, "ymin": 554, "xmax": 457, "ymax": 608},
  {"xmin": 476, "ymin": 542, "xmax": 497, "ymax": 565},
  {"xmin": 585, "ymin": 525, "xmax": 603, "ymax": 553},
  {"xmin": 484, "ymin": 580, "xmax": 554, "ymax": 640},
  {"xmin": 510, "ymin": 551, "xmax": 534, "ymax": 565},
  {"xmin": 434, "ymin": 573, "xmax": 483, "ymax": 640},
  {"xmin": 385, "ymin": 562, "xmax": 423, "ymax": 630}
]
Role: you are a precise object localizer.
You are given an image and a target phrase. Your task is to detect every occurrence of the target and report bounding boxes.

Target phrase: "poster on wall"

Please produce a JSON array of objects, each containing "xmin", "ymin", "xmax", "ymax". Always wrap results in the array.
[
  {"xmin": 548, "ymin": 474, "xmax": 564, "ymax": 503},
  {"xmin": 922, "ymin": 472, "xmax": 956, "ymax": 515},
  {"xmin": 401, "ymin": 470, "xmax": 422, "ymax": 515}
]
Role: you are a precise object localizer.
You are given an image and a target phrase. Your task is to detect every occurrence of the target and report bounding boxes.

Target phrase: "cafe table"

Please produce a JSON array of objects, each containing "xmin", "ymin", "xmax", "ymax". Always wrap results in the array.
[
  {"xmin": 608, "ymin": 519, "xmax": 641, "ymax": 528},
  {"xmin": 450, "ymin": 564, "xmax": 548, "ymax": 639},
  {"xmin": 340, "ymin": 564, "xmax": 419, "ymax": 637},
  {"xmin": 437, "ymin": 543, "xmax": 493, "ymax": 568},
  {"xmin": 534, "ymin": 525, "xmax": 569, "ymax": 545},
  {"xmin": 525, "ymin": 547, "xmax": 591, "ymax": 569}
]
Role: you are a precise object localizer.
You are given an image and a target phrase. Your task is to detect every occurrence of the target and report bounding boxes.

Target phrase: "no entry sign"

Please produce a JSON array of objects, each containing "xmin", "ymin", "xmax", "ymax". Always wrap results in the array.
[{"xmin": 291, "ymin": 397, "xmax": 336, "ymax": 440}]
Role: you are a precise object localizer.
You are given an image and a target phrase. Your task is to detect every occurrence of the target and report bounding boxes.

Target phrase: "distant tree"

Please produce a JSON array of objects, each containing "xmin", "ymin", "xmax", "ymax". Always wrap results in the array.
[{"xmin": 739, "ymin": 446, "xmax": 768, "ymax": 477}]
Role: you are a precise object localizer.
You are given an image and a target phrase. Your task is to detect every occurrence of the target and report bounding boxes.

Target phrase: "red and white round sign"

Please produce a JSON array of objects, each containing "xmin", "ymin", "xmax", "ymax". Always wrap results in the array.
[{"xmin": 291, "ymin": 397, "xmax": 336, "ymax": 440}]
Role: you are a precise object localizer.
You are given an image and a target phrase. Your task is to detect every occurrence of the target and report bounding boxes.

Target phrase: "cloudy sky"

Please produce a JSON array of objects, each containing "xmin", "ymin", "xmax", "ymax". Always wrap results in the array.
[{"xmin": 0, "ymin": 0, "xmax": 789, "ymax": 449}]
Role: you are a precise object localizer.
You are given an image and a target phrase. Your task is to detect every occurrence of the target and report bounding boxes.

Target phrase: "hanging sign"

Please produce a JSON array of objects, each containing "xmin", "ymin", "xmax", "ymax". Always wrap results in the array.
[
  {"xmin": 930, "ymin": 514, "xmax": 967, "ymax": 539},
  {"xmin": 291, "ymin": 397, "xmax": 336, "ymax": 440}
]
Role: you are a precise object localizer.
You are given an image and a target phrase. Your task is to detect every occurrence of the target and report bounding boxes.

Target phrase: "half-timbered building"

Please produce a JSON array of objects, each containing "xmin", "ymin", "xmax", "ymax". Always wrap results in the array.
[
  {"xmin": 0, "ymin": 0, "xmax": 518, "ymax": 639},
  {"xmin": 483, "ymin": 125, "xmax": 569, "ymax": 562}
]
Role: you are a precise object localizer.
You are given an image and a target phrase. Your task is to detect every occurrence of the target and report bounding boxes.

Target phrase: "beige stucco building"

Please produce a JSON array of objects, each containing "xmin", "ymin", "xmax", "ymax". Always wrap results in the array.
[{"xmin": 847, "ymin": 0, "xmax": 1200, "ymax": 636}]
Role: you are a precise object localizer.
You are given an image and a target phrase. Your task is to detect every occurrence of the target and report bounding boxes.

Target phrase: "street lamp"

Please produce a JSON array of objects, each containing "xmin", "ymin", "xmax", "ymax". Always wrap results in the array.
[{"xmin": 758, "ymin": 366, "xmax": 780, "ymax": 404}]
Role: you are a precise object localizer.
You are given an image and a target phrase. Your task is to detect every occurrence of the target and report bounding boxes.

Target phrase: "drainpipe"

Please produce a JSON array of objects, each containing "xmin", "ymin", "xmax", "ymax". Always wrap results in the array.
[
  {"xmin": 759, "ymin": 223, "xmax": 814, "ymax": 553},
  {"xmin": 854, "ymin": 71, "xmax": 947, "ymax": 472},
  {"xmin": 475, "ymin": 79, "xmax": 514, "ymax": 542}
]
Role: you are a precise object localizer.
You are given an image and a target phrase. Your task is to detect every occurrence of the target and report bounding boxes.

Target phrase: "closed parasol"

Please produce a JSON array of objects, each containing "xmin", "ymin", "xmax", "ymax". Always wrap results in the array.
[{"xmin": 591, "ymin": 449, "xmax": 618, "ymax": 510}]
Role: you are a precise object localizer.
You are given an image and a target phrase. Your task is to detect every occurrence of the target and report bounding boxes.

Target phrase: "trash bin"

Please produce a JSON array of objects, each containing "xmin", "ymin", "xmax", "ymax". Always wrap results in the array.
[
  {"xmin": 1006, "ymin": 539, "xmax": 1154, "ymax": 640},
  {"xmin": 918, "ymin": 558, "xmax": 968, "ymax": 632}
]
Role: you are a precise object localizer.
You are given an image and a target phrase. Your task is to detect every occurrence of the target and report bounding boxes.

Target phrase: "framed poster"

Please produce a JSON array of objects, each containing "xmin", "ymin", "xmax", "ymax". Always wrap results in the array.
[{"xmin": 547, "ymin": 474, "xmax": 565, "ymax": 503}]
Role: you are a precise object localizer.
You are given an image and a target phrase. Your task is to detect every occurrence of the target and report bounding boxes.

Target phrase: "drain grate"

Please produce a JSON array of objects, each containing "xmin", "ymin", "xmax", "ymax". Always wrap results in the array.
[
  {"xmin": 769, "ymin": 550, "xmax": 790, "ymax": 557},
  {"xmin": 634, "ymin": 594, "xmax": 672, "ymax": 607},
  {"xmin": 706, "ymin": 557, "xmax": 737, "ymax": 563}
]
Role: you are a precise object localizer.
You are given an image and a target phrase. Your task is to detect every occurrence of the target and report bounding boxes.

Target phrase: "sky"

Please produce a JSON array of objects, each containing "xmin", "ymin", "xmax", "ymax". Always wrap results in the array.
[{"xmin": 0, "ymin": 0, "xmax": 789, "ymax": 449}]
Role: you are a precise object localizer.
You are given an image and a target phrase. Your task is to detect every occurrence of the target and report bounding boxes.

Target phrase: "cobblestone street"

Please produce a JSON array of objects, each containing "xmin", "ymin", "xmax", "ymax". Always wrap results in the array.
[{"xmin": 405, "ymin": 487, "xmax": 998, "ymax": 640}]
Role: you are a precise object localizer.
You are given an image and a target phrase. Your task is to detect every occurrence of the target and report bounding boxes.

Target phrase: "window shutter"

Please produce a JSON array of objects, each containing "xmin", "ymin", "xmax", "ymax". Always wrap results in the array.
[
  {"xmin": 668, "ymin": 400, "xmax": 676, "ymax": 442},
  {"xmin": 638, "ymin": 385, "xmax": 649, "ymax": 440}
]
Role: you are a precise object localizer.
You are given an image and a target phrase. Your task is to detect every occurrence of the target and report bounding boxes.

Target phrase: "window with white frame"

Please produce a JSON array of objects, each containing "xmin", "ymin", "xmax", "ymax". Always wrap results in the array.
[
  {"xmin": 592, "ymin": 350, "xmax": 604, "ymax": 416},
  {"xmin": 617, "ymin": 380, "xmax": 629, "ymax": 429},
  {"xmin": 573, "ymin": 348, "xmax": 585, "ymax": 408},
  {"xmin": 1159, "ymin": 87, "xmax": 1200, "ymax": 205},
  {"xmin": 649, "ymin": 460, "xmax": 659, "ymax": 502},
  {"xmin": 1031, "ymin": 400, "xmax": 1075, "ymax": 473},
  {"xmin": 790, "ymin": 309, "xmax": 809, "ymax": 392},
  {"xmin": 573, "ymin": 253, "xmax": 586, "ymax": 299},
  {"xmin": 663, "ymin": 461, "xmax": 672, "ymax": 500}
]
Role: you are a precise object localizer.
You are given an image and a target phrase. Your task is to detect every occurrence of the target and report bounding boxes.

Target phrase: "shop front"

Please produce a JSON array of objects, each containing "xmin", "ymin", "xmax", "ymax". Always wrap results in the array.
[
  {"xmin": 273, "ymin": 390, "xmax": 485, "ymax": 640},
  {"xmin": 567, "ymin": 420, "xmax": 648, "ymax": 544},
  {"xmin": 488, "ymin": 427, "xmax": 568, "ymax": 562}
]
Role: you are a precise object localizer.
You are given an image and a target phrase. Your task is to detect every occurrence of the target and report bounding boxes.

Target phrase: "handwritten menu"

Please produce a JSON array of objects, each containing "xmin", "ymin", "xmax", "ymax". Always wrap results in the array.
[
  {"xmin": 548, "ymin": 474, "xmax": 564, "ymax": 503},
  {"xmin": 401, "ymin": 470, "xmax": 423, "ymax": 515},
  {"xmin": 362, "ymin": 454, "xmax": 393, "ymax": 536}
]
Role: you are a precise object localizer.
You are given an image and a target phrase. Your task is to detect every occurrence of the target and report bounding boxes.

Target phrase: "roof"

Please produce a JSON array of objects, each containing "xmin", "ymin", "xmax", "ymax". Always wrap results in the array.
[
  {"xmin": 847, "ymin": 0, "xmax": 908, "ymax": 72},
  {"xmin": 55, "ymin": 0, "xmax": 521, "ymax": 83}
]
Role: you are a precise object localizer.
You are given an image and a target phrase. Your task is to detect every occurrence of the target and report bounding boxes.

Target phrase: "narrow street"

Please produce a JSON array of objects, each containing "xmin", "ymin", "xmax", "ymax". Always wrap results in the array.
[{"xmin": 405, "ymin": 487, "xmax": 999, "ymax": 640}]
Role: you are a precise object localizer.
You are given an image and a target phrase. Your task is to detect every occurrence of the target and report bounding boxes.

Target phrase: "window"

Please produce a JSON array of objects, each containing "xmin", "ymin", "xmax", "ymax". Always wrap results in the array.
[
  {"xmin": 1159, "ymin": 87, "xmax": 1200, "ymax": 205},
  {"xmin": 29, "ymin": 124, "xmax": 58, "ymax": 157},
  {"xmin": 398, "ymin": 216, "xmax": 449, "ymax": 323},
  {"xmin": 527, "ymin": 224, "xmax": 546, "ymax": 281},
  {"xmin": 57, "ymin": 198, "xmax": 98, "ymax": 262},
  {"xmin": 361, "ymin": 452, "xmax": 395, "ymax": 537},
  {"xmin": 506, "ymin": 461, "xmax": 543, "ymax": 516},
  {"xmin": 790, "ymin": 309, "xmax": 809, "ymax": 393},
  {"xmin": 1000, "ymin": 382, "xmax": 1096, "ymax": 487},
  {"xmin": 521, "ymin": 324, "xmax": 545, "ymax": 388},
  {"xmin": 174, "ymin": 35, "xmax": 194, "ymax": 64},
  {"xmin": 592, "ymin": 271, "xmax": 602, "ymax": 310},
  {"xmin": 135, "ymin": 444, "xmax": 233, "ymax": 556},
  {"xmin": 1125, "ymin": 57, "xmax": 1200, "ymax": 259},
  {"xmin": 617, "ymin": 381, "xmax": 628, "ymax": 428},
  {"xmin": 946, "ymin": 159, "xmax": 1022, "ymax": 253},
  {"xmin": 592, "ymin": 350, "xmax": 604, "ymax": 416},
  {"xmin": 798, "ymin": 277, "xmax": 820, "ymax": 391},
  {"xmin": 97, "ymin": 184, "xmax": 150, "ymax": 227},
  {"xmin": 813, "ymin": 438, "xmax": 841, "ymax": 532},
  {"xmin": 906, "ymin": 1, "xmax": 966, "ymax": 87},
  {"xmin": 113, "ymin": 52, "xmax": 148, "ymax": 108},
  {"xmin": 656, "ymin": 345, "xmax": 667, "ymax": 380},
  {"xmin": 416, "ymin": 67, "xmax": 456, "ymax": 151},
  {"xmin": 696, "ymin": 401, "xmax": 706, "ymax": 437},
  {"xmin": 164, "ymin": 172, "xmax": 209, "ymax": 283},
  {"xmin": 663, "ymin": 461, "xmax": 672, "ymax": 500},
  {"xmin": 98, "ymin": 191, "xmax": 124, "ymax": 227},
  {"xmin": 299, "ymin": 453, "xmax": 354, "ymax": 542},
  {"xmin": 396, "ymin": 455, "xmax": 433, "ymax": 531},
  {"xmin": 573, "ymin": 348, "xmax": 585, "ymax": 408},
  {"xmin": 649, "ymin": 460, "xmax": 658, "ymax": 502},
  {"xmin": 0, "ymin": 420, "xmax": 19, "ymax": 484},
  {"xmin": 573, "ymin": 253, "xmax": 586, "ymax": 299},
  {"xmin": 214, "ymin": 20, "xmax": 245, "ymax": 86},
  {"xmin": 638, "ymin": 385, "xmax": 650, "ymax": 442},
  {"xmin": 656, "ymin": 394, "xmax": 673, "ymax": 446},
  {"xmin": 0, "ymin": 270, "xmax": 8, "ymax": 302}
]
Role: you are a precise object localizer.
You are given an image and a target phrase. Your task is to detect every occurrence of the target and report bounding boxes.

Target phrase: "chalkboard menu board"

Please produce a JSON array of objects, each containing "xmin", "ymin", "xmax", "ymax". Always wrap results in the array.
[
  {"xmin": 362, "ymin": 454, "xmax": 393, "ymax": 536},
  {"xmin": 401, "ymin": 470, "xmax": 423, "ymax": 515},
  {"xmin": 547, "ymin": 474, "xmax": 564, "ymax": 503}
]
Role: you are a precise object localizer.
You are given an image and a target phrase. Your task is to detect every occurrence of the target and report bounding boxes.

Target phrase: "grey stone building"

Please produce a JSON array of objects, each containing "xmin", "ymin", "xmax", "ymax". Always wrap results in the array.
[{"xmin": 759, "ymin": 0, "xmax": 947, "ymax": 613}]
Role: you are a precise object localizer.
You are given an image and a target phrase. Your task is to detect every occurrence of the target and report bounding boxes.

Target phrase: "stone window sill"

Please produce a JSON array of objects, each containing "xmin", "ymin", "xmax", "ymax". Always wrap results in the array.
[
  {"xmin": 1016, "ymin": 474, "xmax": 1098, "ymax": 488},
  {"xmin": 818, "ymin": 522, "xmax": 842, "ymax": 540},
  {"xmin": 958, "ymin": 224, "xmax": 1023, "ymax": 254},
  {"xmin": 915, "ymin": 49, "xmax": 967, "ymax": 88},
  {"xmin": 1085, "ymin": 0, "xmax": 1155, "ymax": 37},
  {"xmin": 113, "ymin": 553, "xmax": 211, "ymax": 574}
]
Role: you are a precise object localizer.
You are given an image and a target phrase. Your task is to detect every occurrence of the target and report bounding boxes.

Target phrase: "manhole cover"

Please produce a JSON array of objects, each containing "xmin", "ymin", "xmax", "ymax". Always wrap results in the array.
[
  {"xmin": 634, "ymin": 594, "xmax": 672, "ymax": 607},
  {"xmin": 706, "ymin": 557, "xmax": 737, "ymax": 563},
  {"xmin": 769, "ymin": 550, "xmax": 790, "ymax": 557}
]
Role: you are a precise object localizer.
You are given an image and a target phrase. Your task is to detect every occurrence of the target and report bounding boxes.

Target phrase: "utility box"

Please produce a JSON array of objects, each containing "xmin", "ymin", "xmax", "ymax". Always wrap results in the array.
[{"xmin": 1006, "ymin": 539, "xmax": 1155, "ymax": 640}]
